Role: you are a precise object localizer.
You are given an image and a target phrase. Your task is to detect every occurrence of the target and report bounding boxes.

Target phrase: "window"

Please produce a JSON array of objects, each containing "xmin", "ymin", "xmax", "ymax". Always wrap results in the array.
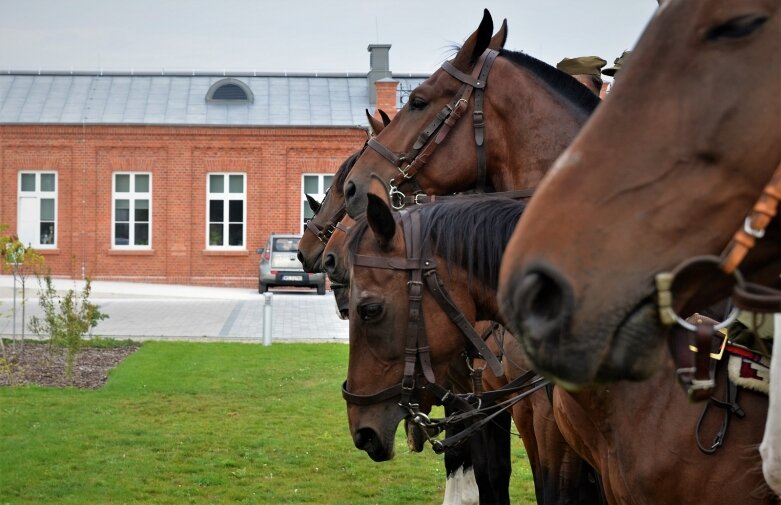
[
  {"xmin": 205, "ymin": 78, "xmax": 254, "ymax": 103},
  {"xmin": 207, "ymin": 173, "xmax": 246, "ymax": 249},
  {"xmin": 18, "ymin": 171, "xmax": 57, "ymax": 248},
  {"xmin": 112, "ymin": 173, "xmax": 152, "ymax": 248},
  {"xmin": 301, "ymin": 173, "xmax": 334, "ymax": 233}
]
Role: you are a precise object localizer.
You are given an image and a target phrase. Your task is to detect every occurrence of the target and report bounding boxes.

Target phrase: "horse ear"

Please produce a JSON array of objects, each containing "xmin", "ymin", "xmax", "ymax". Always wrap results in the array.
[
  {"xmin": 451, "ymin": 9, "xmax": 494, "ymax": 71},
  {"xmin": 305, "ymin": 194, "xmax": 322, "ymax": 214},
  {"xmin": 489, "ymin": 19, "xmax": 508, "ymax": 50},
  {"xmin": 366, "ymin": 193, "xmax": 395, "ymax": 250},
  {"xmin": 378, "ymin": 109, "xmax": 392, "ymax": 127},
  {"xmin": 366, "ymin": 109, "xmax": 385, "ymax": 136}
]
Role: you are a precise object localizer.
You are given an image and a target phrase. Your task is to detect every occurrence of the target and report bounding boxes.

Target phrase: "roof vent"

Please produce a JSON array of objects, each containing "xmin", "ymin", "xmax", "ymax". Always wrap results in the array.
[{"xmin": 206, "ymin": 78, "xmax": 253, "ymax": 103}]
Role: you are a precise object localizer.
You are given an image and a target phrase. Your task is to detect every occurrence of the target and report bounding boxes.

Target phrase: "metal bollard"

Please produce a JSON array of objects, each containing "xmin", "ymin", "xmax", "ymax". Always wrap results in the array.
[{"xmin": 262, "ymin": 292, "xmax": 273, "ymax": 346}]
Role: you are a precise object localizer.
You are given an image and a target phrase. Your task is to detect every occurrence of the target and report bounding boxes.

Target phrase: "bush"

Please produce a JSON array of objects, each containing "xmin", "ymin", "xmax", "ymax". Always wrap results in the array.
[{"xmin": 28, "ymin": 276, "xmax": 108, "ymax": 382}]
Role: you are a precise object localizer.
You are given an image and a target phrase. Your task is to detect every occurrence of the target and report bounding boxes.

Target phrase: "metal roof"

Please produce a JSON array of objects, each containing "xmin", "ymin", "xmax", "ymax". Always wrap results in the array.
[{"xmin": 0, "ymin": 72, "xmax": 427, "ymax": 127}]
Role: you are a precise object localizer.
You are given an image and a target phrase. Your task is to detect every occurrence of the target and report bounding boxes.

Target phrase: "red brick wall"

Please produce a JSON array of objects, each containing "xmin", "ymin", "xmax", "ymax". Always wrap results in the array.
[{"xmin": 0, "ymin": 124, "xmax": 367, "ymax": 287}]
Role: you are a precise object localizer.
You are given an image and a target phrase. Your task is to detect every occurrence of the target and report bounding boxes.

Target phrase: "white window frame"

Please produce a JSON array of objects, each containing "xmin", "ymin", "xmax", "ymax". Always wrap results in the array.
[
  {"xmin": 301, "ymin": 173, "xmax": 334, "ymax": 234},
  {"xmin": 17, "ymin": 171, "xmax": 58, "ymax": 249},
  {"xmin": 206, "ymin": 173, "xmax": 246, "ymax": 250},
  {"xmin": 112, "ymin": 172, "xmax": 152, "ymax": 250}
]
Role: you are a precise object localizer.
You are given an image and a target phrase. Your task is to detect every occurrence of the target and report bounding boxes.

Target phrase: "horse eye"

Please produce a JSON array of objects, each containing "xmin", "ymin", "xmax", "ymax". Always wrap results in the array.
[
  {"xmin": 706, "ymin": 14, "xmax": 768, "ymax": 41},
  {"xmin": 410, "ymin": 96, "xmax": 428, "ymax": 110},
  {"xmin": 358, "ymin": 303, "xmax": 384, "ymax": 321}
]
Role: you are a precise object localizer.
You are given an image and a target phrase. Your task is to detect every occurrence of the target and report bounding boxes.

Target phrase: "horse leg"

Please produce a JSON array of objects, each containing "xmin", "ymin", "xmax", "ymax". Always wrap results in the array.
[
  {"xmin": 472, "ymin": 409, "xmax": 512, "ymax": 505},
  {"xmin": 760, "ymin": 331, "xmax": 781, "ymax": 497},
  {"xmin": 442, "ymin": 403, "xmax": 480, "ymax": 505}
]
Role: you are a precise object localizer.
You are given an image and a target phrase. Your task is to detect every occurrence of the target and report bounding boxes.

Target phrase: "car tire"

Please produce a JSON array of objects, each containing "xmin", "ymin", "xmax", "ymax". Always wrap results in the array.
[
  {"xmin": 259, "ymin": 281, "xmax": 268, "ymax": 294},
  {"xmin": 317, "ymin": 283, "xmax": 326, "ymax": 295}
]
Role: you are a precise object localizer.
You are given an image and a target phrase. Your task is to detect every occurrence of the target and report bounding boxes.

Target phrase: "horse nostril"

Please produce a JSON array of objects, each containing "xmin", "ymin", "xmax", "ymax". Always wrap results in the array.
[
  {"xmin": 297, "ymin": 251, "xmax": 305, "ymax": 264},
  {"xmin": 323, "ymin": 252, "xmax": 337, "ymax": 274},
  {"xmin": 512, "ymin": 268, "xmax": 573, "ymax": 348},
  {"xmin": 345, "ymin": 181, "xmax": 356, "ymax": 202},
  {"xmin": 354, "ymin": 427, "xmax": 378, "ymax": 451}
]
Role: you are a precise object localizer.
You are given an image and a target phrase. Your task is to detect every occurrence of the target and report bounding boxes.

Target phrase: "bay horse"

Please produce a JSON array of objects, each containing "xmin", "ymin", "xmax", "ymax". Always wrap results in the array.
[
  {"xmin": 339, "ymin": 194, "xmax": 604, "ymax": 504},
  {"xmin": 298, "ymin": 109, "xmax": 388, "ymax": 274},
  {"xmin": 494, "ymin": 0, "xmax": 780, "ymax": 494},
  {"xmin": 343, "ymin": 194, "xmax": 771, "ymax": 503},
  {"xmin": 341, "ymin": 9, "xmax": 599, "ymax": 218}
]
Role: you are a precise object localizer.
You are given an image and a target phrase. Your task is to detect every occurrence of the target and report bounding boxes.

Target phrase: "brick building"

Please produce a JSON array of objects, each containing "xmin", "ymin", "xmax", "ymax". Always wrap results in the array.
[{"xmin": 0, "ymin": 45, "xmax": 425, "ymax": 287}]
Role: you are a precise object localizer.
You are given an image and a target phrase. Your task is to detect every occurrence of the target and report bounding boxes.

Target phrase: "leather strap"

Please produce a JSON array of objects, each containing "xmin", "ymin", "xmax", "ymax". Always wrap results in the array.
[{"xmin": 400, "ymin": 187, "xmax": 534, "ymax": 206}]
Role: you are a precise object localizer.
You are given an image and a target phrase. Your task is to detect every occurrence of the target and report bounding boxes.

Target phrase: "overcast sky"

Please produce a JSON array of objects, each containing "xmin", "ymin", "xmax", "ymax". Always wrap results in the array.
[{"xmin": 0, "ymin": 1, "xmax": 658, "ymax": 75}]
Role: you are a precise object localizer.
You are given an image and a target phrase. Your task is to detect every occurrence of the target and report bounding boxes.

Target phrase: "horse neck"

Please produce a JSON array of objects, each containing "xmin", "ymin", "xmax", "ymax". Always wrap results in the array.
[{"xmin": 487, "ymin": 62, "xmax": 594, "ymax": 192}]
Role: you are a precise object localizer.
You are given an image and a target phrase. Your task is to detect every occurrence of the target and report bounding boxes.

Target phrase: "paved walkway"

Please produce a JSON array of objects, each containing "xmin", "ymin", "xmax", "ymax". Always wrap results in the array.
[{"xmin": 0, "ymin": 276, "xmax": 348, "ymax": 343}]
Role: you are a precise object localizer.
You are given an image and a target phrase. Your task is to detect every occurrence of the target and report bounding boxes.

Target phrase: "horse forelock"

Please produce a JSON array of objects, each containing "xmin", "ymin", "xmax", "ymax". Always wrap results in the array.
[{"xmin": 498, "ymin": 49, "xmax": 601, "ymax": 116}]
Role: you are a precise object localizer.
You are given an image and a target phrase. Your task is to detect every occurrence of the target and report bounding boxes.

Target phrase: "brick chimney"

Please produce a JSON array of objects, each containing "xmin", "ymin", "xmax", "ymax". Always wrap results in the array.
[
  {"xmin": 367, "ymin": 44, "xmax": 392, "ymax": 105},
  {"xmin": 375, "ymin": 77, "xmax": 398, "ymax": 118}
]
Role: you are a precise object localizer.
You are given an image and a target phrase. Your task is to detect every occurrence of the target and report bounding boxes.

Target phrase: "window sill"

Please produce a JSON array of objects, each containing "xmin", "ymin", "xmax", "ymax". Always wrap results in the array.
[
  {"xmin": 108, "ymin": 249, "xmax": 155, "ymax": 256},
  {"xmin": 37, "ymin": 248, "xmax": 60, "ymax": 255},
  {"xmin": 202, "ymin": 249, "xmax": 249, "ymax": 256}
]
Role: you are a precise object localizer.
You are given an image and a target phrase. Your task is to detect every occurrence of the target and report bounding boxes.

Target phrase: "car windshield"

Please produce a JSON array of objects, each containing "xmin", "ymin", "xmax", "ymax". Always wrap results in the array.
[{"xmin": 273, "ymin": 237, "xmax": 300, "ymax": 252}]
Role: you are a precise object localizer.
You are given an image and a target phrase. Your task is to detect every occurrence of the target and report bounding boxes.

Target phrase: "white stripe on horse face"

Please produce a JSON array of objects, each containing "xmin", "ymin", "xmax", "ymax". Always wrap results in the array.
[
  {"xmin": 442, "ymin": 465, "xmax": 479, "ymax": 505},
  {"xmin": 760, "ymin": 316, "xmax": 781, "ymax": 497}
]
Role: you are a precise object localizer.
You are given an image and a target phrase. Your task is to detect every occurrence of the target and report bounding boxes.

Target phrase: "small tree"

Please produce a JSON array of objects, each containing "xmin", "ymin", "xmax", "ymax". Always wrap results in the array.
[
  {"xmin": 0, "ymin": 226, "xmax": 45, "ymax": 354},
  {"xmin": 28, "ymin": 276, "xmax": 108, "ymax": 382}
]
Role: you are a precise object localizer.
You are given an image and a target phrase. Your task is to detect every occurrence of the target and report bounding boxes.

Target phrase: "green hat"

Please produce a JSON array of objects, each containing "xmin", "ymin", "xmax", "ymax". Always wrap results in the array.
[
  {"xmin": 556, "ymin": 56, "xmax": 607, "ymax": 77},
  {"xmin": 603, "ymin": 50, "xmax": 631, "ymax": 77}
]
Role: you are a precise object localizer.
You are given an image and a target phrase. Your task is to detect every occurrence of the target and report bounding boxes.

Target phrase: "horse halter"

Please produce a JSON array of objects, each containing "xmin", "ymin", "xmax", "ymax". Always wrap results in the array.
[
  {"xmin": 366, "ymin": 49, "xmax": 499, "ymax": 210},
  {"xmin": 341, "ymin": 209, "xmax": 504, "ymax": 420},
  {"xmin": 655, "ymin": 159, "xmax": 781, "ymax": 400}
]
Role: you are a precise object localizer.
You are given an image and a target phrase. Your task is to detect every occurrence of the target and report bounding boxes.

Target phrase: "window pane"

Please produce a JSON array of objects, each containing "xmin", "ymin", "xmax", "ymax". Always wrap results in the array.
[
  {"xmin": 21, "ymin": 173, "xmax": 35, "ymax": 191},
  {"xmin": 229, "ymin": 175, "xmax": 243, "ymax": 193},
  {"xmin": 303, "ymin": 205, "xmax": 314, "ymax": 220},
  {"xmin": 209, "ymin": 200, "xmax": 224, "ymax": 222},
  {"xmin": 323, "ymin": 175, "xmax": 334, "ymax": 189},
  {"xmin": 135, "ymin": 199, "xmax": 149, "ymax": 222},
  {"xmin": 116, "ymin": 199, "xmax": 130, "ymax": 222},
  {"xmin": 228, "ymin": 200, "xmax": 243, "ymax": 222},
  {"xmin": 209, "ymin": 224, "xmax": 223, "ymax": 246},
  {"xmin": 40, "ymin": 223, "xmax": 55, "ymax": 245},
  {"xmin": 134, "ymin": 224, "xmax": 149, "ymax": 246},
  {"xmin": 115, "ymin": 223, "xmax": 130, "ymax": 245},
  {"xmin": 228, "ymin": 224, "xmax": 243, "ymax": 246},
  {"xmin": 209, "ymin": 174, "xmax": 224, "ymax": 193},
  {"xmin": 116, "ymin": 174, "xmax": 130, "ymax": 192},
  {"xmin": 135, "ymin": 174, "xmax": 150, "ymax": 192},
  {"xmin": 303, "ymin": 175, "xmax": 319, "ymax": 194},
  {"xmin": 41, "ymin": 174, "xmax": 55, "ymax": 192},
  {"xmin": 40, "ymin": 199, "xmax": 55, "ymax": 221}
]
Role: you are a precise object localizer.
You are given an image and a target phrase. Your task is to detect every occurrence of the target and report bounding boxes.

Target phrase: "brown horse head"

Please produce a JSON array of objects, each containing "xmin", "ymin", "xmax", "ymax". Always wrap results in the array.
[
  {"xmin": 498, "ymin": 0, "xmax": 781, "ymax": 387},
  {"xmin": 343, "ymin": 10, "xmax": 597, "ymax": 218},
  {"xmin": 297, "ymin": 110, "xmax": 390, "ymax": 273},
  {"xmin": 343, "ymin": 195, "xmax": 526, "ymax": 461}
]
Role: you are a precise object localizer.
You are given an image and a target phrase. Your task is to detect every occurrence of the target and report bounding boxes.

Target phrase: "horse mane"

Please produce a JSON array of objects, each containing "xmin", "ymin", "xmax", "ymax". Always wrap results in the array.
[
  {"xmin": 498, "ymin": 49, "xmax": 601, "ymax": 115},
  {"xmin": 348, "ymin": 196, "xmax": 525, "ymax": 290},
  {"xmin": 333, "ymin": 150, "xmax": 362, "ymax": 195}
]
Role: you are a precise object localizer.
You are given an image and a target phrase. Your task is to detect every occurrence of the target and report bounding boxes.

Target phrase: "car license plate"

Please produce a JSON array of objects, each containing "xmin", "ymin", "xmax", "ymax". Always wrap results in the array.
[{"xmin": 282, "ymin": 275, "xmax": 303, "ymax": 281}]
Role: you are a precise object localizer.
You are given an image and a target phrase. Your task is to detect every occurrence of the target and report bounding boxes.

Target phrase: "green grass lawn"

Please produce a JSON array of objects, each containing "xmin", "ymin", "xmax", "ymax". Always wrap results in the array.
[{"xmin": 0, "ymin": 342, "xmax": 536, "ymax": 504}]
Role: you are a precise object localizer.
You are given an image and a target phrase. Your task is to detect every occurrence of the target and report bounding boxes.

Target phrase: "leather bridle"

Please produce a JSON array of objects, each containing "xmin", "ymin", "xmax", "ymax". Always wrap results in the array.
[
  {"xmin": 366, "ymin": 48, "xmax": 532, "ymax": 210},
  {"xmin": 656, "ymin": 159, "xmax": 781, "ymax": 400},
  {"xmin": 341, "ymin": 204, "xmax": 548, "ymax": 452}
]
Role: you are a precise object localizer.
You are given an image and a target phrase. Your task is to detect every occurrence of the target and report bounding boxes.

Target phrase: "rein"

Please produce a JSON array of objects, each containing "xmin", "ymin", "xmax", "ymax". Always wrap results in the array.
[
  {"xmin": 655, "ymin": 159, "xmax": 781, "ymax": 400},
  {"xmin": 341, "ymin": 209, "xmax": 543, "ymax": 449},
  {"xmin": 367, "ymin": 48, "xmax": 533, "ymax": 210}
]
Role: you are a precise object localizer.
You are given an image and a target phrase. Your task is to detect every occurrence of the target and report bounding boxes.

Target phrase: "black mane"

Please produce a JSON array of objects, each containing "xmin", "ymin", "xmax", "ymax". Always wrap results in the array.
[
  {"xmin": 349, "ymin": 196, "xmax": 525, "ymax": 290},
  {"xmin": 498, "ymin": 49, "xmax": 601, "ymax": 115}
]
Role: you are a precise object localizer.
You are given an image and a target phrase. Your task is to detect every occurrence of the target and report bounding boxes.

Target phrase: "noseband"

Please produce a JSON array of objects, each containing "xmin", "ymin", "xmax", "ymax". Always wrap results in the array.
[
  {"xmin": 341, "ymin": 209, "xmax": 504, "ymax": 418},
  {"xmin": 656, "ymin": 159, "xmax": 781, "ymax": 399},
  {"xmin": 366, "ymin": 49, "xmax": 499, "ymax": 210}
]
